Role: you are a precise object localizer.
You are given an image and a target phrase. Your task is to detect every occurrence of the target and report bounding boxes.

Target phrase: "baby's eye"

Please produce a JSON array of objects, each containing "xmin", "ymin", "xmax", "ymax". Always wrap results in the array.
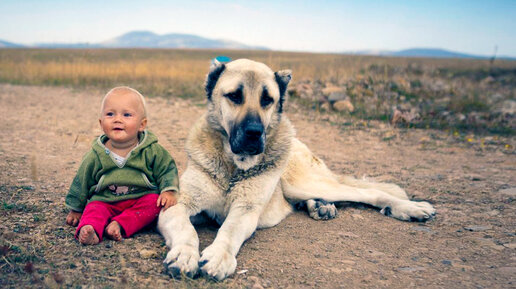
[
  {"xmin": 123, "ymin": 113, "xmax": 132, "ymax": 117},
  {"xmin": 106, "ymin": 112, "xmax": 114, "ymax": 117}
]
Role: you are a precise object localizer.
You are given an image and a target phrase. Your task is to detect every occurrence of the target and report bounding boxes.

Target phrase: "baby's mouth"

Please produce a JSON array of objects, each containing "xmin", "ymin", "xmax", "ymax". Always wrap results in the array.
[{"xmin": 113, "ymin": 128, "xmax": 124, "ymax": 131}]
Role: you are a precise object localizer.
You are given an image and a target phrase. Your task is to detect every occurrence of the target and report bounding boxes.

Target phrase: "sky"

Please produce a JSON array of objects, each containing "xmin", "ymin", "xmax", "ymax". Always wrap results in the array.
[{"xmin": 1, "ymin": 0, "xmax": 515, "ymax": 57}]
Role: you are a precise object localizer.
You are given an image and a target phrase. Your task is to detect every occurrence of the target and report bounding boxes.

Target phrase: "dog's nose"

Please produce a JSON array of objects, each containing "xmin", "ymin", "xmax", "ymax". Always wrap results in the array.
[{"xmin": 244, "ymin": 123, "xmax": 263, "ymax": 139}]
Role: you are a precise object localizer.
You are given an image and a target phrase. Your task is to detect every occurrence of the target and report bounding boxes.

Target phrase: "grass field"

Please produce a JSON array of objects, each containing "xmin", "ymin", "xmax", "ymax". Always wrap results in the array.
[{"xmin": 0, "ymin": 48, "xmax": 514, "ymax": 133}]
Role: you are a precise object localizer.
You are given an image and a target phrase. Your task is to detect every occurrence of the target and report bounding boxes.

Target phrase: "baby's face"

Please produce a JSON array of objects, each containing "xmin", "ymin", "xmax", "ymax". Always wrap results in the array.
[{"xmin": 99, "ymin": 90, "xmax": 147, "ymax": 146}]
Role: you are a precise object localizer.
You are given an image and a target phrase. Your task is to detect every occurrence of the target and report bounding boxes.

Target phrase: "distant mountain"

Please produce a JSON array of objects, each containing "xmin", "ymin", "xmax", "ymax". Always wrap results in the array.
[
  {"xmin": 346, "ymin": 48, "xmax": 512, "ymax": 59},
  {"xmin": 391, "ymin": 48, "xmax": 482, "ymax": 58},
  {"xmin": 34, "ymin": 42, "xmax": 98, "ymax": 48},
  {"xmin": 1, "ymin": 34, "xmax": 514, "ymax": 59},
  {"xmin": 349, "ymin": 49, "xmax": 394, "ymax": 56},
  {"xmin": 0, "ymin": 39, "xmax": 25, "ymax": 48},
  {"xmin": 100, "ymin": 31, "xmax": 268, "ymax": 50},
  {"xmin": 0, "ymin": 31, "xmax": 267, "ymax": 50}
]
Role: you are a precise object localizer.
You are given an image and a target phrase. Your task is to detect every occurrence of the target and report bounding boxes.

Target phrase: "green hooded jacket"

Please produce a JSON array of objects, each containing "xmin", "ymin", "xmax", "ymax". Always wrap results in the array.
[{"xmin": 65, "ymin": 130, "xmax": 179, "ymax": 212}]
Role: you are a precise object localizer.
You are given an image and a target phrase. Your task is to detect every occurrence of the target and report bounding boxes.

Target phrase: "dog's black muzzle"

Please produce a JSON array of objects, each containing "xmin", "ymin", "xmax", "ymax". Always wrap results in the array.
[{"xmin": 229, "ymin": 114, "xmax": 265, "ymax": 155}]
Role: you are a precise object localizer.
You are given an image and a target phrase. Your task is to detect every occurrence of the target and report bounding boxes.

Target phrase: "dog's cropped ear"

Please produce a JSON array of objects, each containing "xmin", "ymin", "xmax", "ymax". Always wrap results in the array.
[
  {"xmin": 205, "ymin": 60, "xmax": 226, "ymax": 101},
  {"xmin": 274, "ymin": 69, "xmax": 292, "ymax": 113}
]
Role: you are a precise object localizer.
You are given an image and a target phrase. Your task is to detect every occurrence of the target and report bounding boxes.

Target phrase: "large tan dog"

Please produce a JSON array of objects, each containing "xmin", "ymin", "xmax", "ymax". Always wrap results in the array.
[{"xmin": 158, "ymin": 59, "xmax": 435, "ymax": 280}]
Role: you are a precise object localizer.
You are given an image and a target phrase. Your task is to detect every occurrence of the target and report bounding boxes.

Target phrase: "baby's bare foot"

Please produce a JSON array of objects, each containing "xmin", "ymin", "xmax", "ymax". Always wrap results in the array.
[
  {"xmin": 78, "ymin": 225, "xmax": 99, "ymax": 245},
  {"xmin": 105, "ymin": 221, "xmax": 122, "ymax": 241}
]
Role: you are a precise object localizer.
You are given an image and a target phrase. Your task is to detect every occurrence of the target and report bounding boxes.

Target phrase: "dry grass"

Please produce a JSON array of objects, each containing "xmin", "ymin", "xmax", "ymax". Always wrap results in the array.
[
  {"xmin": 0, "ymin": 49, "xmax": 362, "ymax": 92},
  {"xmin": 1, "ymin": 48, "xmax": 510, "ymax": 97}
]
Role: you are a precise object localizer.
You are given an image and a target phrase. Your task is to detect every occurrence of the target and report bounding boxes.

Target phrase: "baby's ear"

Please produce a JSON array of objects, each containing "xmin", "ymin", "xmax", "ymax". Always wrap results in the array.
[{"xmin": 139, "ymin": 117, "xmax": 148, "ymax": 131}]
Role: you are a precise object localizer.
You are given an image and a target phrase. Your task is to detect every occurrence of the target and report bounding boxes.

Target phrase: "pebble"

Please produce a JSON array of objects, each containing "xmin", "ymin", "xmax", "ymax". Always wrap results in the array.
[
  {"xmin": 248, "ymin": 276, "xmax": 264, "ymax": 289},
  {"xmin": 333, "ymin": 100, "xmax": 354, "ymax": 112},
  {"xmin": 351, "ymin": 214, "xmax": 364, "ymax": 220},
  {"xmin": 44, "ymin": 275, "xmax": 60, "ymax": 289},
  {"xmin": 328, "ymin": 91, "xmax": 347, "ymax": 102},
  {"xmin": 412, "ymin": 226, "xmax": 433, "ymax": 233},
  {"xmin": 329, "ymin": 266, "xmax": 352, "ymax": 274},
  {"xmin": 451, "ymin": 263, "xmax": 474, "ymax": 271},
  {"xmin": 320, "ymin": 102, "xmax": 331, "ymax": 111},
  {"xmin": 398, "ymin": 266, "xmax": 426, "ymax": 272},
  {"xmin": 498, "ymin": 267, "xmax": 516, "ymax": 275},
  {"xmin": 338, "ymin": 232, "xmax": 359, "ymax": 238},
  {"xmin": 503, "ymin": 243, "xmax": 516, "ymax": 249},
  {"xmin": 139, "ymin": 249, "xmax": 158, "ymax": 259},
  {"xmin": 498, "ymin": 187, "xmax": 516, "ymax": 197},
  {"xmin": 367, "ymin": 250, "xmax": 385, "ymax": 257},
  {"xmin": 466, "ymin": 174, "xmax": 483, "ymax": 181},
  {"xmin": 487, "ymin": 210, "xmax": 500, "ymax": 216},
  {"xmin": 322, "ymin": 86, "xmax": 345, "ymax": 97},
  {"xmin": 474, "ymin": 238, "xmax": 505, "ymax": 251},
  {"xmin": 464, "ymin": 225, "xmax": 492, "ymax": 232}
]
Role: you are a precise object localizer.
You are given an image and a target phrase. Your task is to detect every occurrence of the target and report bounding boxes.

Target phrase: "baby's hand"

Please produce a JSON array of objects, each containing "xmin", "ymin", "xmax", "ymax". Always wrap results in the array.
[
  {"xmin": 157, "ymin": 190, "xmax": 177, "ymax": 211},
  {"xmin": 66, "ymin": 210, "xmax": 82, "ymax": 227}
]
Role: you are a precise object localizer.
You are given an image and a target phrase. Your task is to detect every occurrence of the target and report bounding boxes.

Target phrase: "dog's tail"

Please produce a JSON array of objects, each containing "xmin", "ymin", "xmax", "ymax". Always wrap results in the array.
[{"xmin": 337, "ymin": 175, "xmax": 408, "ymax": 200}]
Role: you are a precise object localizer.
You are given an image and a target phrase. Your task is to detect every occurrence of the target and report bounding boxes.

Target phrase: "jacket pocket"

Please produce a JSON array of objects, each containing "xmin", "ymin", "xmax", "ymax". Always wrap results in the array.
[
  {"xmin": 94, "ymin": 175, "xmax": 105, "ymax": 193},
  {"xmin": 141, "ymin": 173, "xmax": 158, "ymax": 189}
]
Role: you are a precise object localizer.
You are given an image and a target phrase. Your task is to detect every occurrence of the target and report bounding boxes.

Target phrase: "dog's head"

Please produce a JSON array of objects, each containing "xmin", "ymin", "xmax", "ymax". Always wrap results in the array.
[{"xmin": 205, "ymin": 59, "xmax": 291, "ymax": 163}]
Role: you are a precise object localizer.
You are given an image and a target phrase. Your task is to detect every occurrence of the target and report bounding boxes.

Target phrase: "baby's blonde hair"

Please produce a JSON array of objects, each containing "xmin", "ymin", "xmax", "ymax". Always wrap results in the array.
[{"xmin": 100, "ymin": 86, "xmax": 148, "ymax": 117}]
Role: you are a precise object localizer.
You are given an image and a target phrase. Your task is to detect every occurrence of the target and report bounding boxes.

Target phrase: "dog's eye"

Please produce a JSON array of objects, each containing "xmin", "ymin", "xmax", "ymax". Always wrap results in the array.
[
  {"xmin": 224, "ymin": 90, "xmax": 243, "ymax": 105},
  {"xmin": 260, "ymin": 90, "xmax": 274, "ymax": 107}
]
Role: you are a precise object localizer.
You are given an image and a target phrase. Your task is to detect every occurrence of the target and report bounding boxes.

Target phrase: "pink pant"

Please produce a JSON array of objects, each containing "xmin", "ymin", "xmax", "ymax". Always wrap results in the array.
[{"xmin": 76, "ymin": 194, "xmax": 161, "ymax": 241}]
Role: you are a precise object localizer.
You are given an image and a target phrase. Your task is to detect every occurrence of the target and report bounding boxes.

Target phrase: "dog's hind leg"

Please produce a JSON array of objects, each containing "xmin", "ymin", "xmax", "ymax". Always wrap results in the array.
[
  {"xmin": 281, "ymin": 139, "xmax": 435, "ymax": 221},
  {"xmin": 305, "ymin": 199, "xmax": 338, "ymax": 220},
  {"xmin": 294, "ymin": 199, "xmax": 338, "ymax": 220},
  {"xmin": 282, "ymin": 177, "xmax": 434, "ymax": 221}
]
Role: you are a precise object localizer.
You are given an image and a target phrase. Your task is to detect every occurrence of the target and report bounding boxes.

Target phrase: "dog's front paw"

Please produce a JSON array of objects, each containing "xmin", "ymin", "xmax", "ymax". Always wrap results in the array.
[
  {"xmin": 381, "ymin": 200, "xmax": 436, "ymax": 222},
  {"xmin": 199, "ymin": 244, "xmax": 237, "ymax": 281},
  {"xmin": 306, "ymin": 199, "xmax": 337, "ymax": 220},
  {"xmin": 163, "ymin": 244, "xmax": 200, "ymax": 279}
]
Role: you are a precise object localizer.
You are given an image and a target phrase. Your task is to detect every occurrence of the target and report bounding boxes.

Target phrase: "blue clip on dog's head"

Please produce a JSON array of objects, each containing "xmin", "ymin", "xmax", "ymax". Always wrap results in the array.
[{"xmin": 211, "ymin": 56, "xmax": 231, "ymax": 68}]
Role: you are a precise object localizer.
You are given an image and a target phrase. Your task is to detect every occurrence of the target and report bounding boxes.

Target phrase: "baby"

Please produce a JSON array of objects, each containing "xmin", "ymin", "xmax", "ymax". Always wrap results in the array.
[{"xmin": 65, "ymin": 87, "xmax": 178, "ymax": 245}]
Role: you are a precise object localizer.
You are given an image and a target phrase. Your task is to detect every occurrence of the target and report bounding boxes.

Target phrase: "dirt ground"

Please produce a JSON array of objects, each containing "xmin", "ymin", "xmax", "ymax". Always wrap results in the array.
[{"xmin": 0, "ymin": 84, "xmax": 515, "ymax": 289}]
